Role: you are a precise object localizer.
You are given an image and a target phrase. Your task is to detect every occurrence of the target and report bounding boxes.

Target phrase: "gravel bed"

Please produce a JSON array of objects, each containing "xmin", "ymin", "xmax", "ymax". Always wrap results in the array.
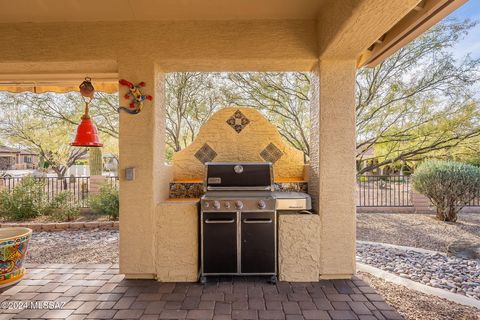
[
  {"xmin": 26, "ymin": 229, "xmax": 119, "ymax": 264},
  {"xmin": 357, "ymin": 213, "xmax": 480, "ymax": 252},
  {"xmin": 359, "ymin": 272, "xmax": 480, "ymax": 320},
  {"xmin": 357, "ymin": 242, "xmax": 480, "ymax": 300}
]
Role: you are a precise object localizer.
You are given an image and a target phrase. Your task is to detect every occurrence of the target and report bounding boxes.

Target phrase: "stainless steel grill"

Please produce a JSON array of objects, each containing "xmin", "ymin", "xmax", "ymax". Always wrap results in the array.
[
  {"xmin": 199, "ymin": 162, "xmax": 312, "ymax": 284},
  {"xmin": 200, "ymin": 163, "xmax": 277, "ymax": 283}
]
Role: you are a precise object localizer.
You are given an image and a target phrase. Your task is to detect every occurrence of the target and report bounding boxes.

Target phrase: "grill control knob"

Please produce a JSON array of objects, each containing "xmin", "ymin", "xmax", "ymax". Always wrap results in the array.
[
  {"xmin": 213, "ymin": 201, "xmax": 221, "ymax": 209},
  {"xmin": 204, "ymin": 202, "xmax": 210, "ymax": 208},
  {"xmin": 258, "ymin": 200, "xmax": 266, "ymax": 209},
  {"xmin": 224, "ymin": 202, "xmax": 231, "ymax": 209},
  {"xmin": 235, "ymin": 201, "xmax": 244, "ymax": 209}
]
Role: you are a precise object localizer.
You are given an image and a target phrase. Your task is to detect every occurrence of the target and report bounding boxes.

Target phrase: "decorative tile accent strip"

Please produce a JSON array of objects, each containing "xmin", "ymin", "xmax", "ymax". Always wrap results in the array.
[
  {"xmin": 194, "ymin": 143, "xmax": 217, "ymax": 164},
  {"xmin": 0, "ymin": 221, "xmax": 119, "ymax": 232},
  {"xmin": 168, "ymin": 182, "xmax": 308, "ymax": 198},
  {"xmin": 274, "ymin": 182, "xmax": 308, "ymax": 193},
  {"xmin": 260, "ymin": 143, "xmax": 284, "ymax": 164},
  {"xmin": 169, "ymin": 182, "xmax": 205, "ymax": 199},
  {"xmin": 226, "ymin": 109, "xmax": 250, "ymax": 133}
]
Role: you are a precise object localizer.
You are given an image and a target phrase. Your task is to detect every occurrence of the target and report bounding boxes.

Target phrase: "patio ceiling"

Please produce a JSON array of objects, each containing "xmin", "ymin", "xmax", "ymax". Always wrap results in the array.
[
  {"xmin": 0, "ymin": 0, "xmax": 467, "ymax": 94},
  {"xmin": 0, "ymin": 0, "xmax": 327, "ymax": 22}
]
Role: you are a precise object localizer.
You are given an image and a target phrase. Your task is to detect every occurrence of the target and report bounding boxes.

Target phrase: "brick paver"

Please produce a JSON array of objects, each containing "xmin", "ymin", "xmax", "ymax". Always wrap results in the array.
[{"xmin": 0, "ymin": 264, "xmax": 404, "ymax": 319}]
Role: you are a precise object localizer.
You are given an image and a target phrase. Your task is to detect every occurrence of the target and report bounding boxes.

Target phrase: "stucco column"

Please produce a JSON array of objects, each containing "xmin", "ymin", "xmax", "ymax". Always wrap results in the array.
[
  {"xmin": 310, "ymin": 60, "xmax": 356, "ymax": 279},
  {"xmin": 118, "ymin": 59, "xmax": 168, "ymax": 278}
]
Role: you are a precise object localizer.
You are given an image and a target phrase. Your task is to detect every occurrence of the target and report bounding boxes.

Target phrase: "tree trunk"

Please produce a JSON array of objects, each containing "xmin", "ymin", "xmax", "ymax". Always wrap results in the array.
[{"xmin": 436, "ymin": 207, "xmax": 458, "ymax": 222}]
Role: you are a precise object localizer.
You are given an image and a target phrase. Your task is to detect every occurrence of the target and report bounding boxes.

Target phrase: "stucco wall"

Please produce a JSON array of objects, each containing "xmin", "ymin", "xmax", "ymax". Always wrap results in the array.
[
  {"xmin": 173, "ymin": 107, "xmax": 305, "ymax": 180},
  {"xmin": 156, "ymin": 200, "xmax": 199, "ymax": 282},
  {"xmin": 118, "ymin": 62, "xmax": 170, "ymax": 278},
  {"xmin": 310, "ymin": 61, "xmax": 357, "ymax": 279},
  {"xmin": 278, "ymin": 214, "xmax": 320, "ymax": 282},
  {"xmin": 0, "ymin": 21, "xmax": 317, "ymax": 73}
]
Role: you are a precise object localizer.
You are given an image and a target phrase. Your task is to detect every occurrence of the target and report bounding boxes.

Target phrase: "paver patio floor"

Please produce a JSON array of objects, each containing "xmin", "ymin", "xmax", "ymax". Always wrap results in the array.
[{"xmin": 0, "ymin": 264, "xmax": 403, "ymax": 320}]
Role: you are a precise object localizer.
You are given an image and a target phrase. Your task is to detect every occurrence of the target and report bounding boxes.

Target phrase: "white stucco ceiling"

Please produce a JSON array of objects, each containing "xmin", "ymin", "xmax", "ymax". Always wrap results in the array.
[{"xmin": 0, "ymin": 0, "xmax": 326, "ymax": 22}]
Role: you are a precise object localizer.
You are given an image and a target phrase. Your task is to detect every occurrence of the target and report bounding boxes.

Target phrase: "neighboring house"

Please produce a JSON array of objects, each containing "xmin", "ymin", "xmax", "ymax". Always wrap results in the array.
[
  {"xmin": 103, "ymin": 153, "xmax": 119, "ymax": 172},
  {"xmin": 356, "ymin": 147, "xmax": 378, "ymax": 174},
  {"xmin": 0, "ymin": 145, "xmax": 39, "ymax": 170},
  {"xmin": 357, "ymin": 146, "xmax": 413, "ymax": 175}
]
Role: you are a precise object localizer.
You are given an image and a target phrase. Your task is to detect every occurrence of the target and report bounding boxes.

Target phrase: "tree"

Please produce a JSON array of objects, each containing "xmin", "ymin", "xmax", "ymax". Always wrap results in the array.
[
  {"xmin": 0, "ymin": 91, "xmax": 120, "ymax": 180},
  {"xmin": 224, "ymin": 72, "xmax": 311, "ymax": 158},
  {"xmin": 0, "ymin": 91, "xmax": 119, "ymax": 175},
  {"xmin": 16, "ymin": 91, "xmax": 119, "ymax": 139},
  {"xmin": 412, "ymin": 160, "xmax": 480, "ymax": 222},
  {"xmin": 0, "ymin": 96, "xmax": 85, "ymax": 179},
  {"xmin": 355, "ymin": 19, "xmax": 480, "ymax": 173},
  {"xmin": 165, "ymin": 72, "xmax": 225, "ymax": 153}
]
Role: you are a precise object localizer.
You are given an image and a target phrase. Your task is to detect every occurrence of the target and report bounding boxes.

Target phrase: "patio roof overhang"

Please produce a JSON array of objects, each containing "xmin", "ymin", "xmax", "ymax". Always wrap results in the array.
[
  {"xmin": 357, "ymin": 0, "xmax": 468, "ymax": 67},
  {"xmin": 0, "ymin": 0, "xmax": 467, "ymax": 95}
]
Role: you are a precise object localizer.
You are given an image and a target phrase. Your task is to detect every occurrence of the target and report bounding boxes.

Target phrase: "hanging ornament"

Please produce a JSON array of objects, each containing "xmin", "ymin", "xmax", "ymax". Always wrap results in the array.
[
  {"xmin": 118, "ymin": 79, "xmax": 153, "ymax": 114},
  {"xmin": 70, "ymin": 78, "xmax": 103, "ymax": 147}
]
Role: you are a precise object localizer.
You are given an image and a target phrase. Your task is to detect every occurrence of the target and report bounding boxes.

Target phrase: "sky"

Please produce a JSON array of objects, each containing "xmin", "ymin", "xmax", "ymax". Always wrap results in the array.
[{"xmin": 447, "ymin": 0, "xmax": 480, "ymax": 59}]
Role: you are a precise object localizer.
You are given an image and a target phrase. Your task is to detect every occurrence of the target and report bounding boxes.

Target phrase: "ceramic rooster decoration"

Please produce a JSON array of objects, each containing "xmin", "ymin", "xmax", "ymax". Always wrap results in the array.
[{"xmin": 118, "ymin": 79, "xmax": 153, "ymax": 114}]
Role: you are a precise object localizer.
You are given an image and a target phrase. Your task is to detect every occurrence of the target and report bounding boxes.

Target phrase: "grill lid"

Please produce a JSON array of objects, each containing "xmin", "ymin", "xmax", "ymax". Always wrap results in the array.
[{"xmin": 205, "ymin": 162, "xmax": 273, "ymax": 190}]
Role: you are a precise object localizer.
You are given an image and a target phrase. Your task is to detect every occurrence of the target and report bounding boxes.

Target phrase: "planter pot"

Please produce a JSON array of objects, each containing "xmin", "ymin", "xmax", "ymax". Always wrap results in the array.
[{"xmin": 0, "ymin": 227, "xmax": 32, "ymax": 288}]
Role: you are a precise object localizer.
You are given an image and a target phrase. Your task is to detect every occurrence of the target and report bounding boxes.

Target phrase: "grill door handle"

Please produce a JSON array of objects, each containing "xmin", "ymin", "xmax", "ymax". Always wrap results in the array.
[
  {"xmin": 205, "ymin": 218, "xmax": 235, "ymax": 224},
  {"xmin": 243, "ymin": 218, "xmax": 272, "ymax": 224}
]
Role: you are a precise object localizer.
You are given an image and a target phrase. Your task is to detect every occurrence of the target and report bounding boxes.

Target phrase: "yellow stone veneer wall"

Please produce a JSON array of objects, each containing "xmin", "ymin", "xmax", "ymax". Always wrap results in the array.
[{"xmin": 172, "ymin": 107, "xmax": 305, "ymax": 180}]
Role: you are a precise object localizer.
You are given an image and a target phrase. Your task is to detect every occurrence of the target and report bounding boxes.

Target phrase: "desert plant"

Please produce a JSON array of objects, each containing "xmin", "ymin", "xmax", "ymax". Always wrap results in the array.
[
  {"xmin": 0, "ymin": 177, "xmax": 50, "ymax": 220},
  {"xmin": 89, "ymin": 148, "xmax": 103, "ymax": 176},
  {"xmin": 412, "ymin": 160, "xmax": 480, "ymax": 222},
  {"xmin": 89, "ymin": 184, "xmax": 119, "ymax": 220},
  {"xmin": 47, "ymin": 191, "xmax": 80, "ymax": 221}
]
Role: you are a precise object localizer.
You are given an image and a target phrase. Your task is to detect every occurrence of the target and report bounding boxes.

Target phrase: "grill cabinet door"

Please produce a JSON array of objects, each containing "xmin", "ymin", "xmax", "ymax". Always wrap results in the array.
[
  {"xmin": 202, "ymin": 212, "xmax": 237, "ymax": 274},
  {"xmin": 241, "ymin": 212, "xmax": 275, "ymax": 274}
]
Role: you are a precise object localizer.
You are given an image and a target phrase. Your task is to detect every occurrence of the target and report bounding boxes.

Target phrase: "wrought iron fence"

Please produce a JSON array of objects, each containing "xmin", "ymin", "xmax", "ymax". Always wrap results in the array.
[
  {"xmin": 106, "ymin": 176, "xmax": 119, "ymax": 189},
  {"xmin": 0, "ymin": 176, "xmax": 119, "ymax": 208},
  {"xmin": 357, "ymin": 175, "xmax": 412, "ymax": 207},
  {"xmin": 467, "ymin": 193, "xmax": 480, "ymax": 207}
]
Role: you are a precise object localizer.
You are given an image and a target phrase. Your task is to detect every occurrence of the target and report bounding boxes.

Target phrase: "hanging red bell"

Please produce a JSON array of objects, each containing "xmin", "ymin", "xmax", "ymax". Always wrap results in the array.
[
  {"xmin": 71, "ymin": 77, "xmax": 103, "ymax": 147},
  {"xmin": 70, "ymin": 114, "xmax": 103, "ymax": 147}
]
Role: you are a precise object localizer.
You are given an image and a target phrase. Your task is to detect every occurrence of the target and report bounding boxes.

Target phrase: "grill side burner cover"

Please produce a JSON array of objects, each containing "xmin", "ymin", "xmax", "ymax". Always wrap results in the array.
[{"xmin": 205, "ymin": 162, "xmax": 273, "ymax": 189}]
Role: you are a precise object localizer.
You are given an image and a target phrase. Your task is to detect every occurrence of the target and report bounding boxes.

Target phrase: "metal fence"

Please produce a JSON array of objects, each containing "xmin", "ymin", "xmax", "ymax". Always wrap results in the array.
[
  {"xmin": 0, "ymin": 176, "xmax": 119, "ymax": 208},
  {"xmin": 467, "ymin": 193, "xmax": 480, "ymax": 207},
  {"xmin": 357, "ymin": 175, "xmax": 412, "ymax": 207},
  {"xmin": 357, "ymin": 175, "xmax": 480, "ymax": 207}
]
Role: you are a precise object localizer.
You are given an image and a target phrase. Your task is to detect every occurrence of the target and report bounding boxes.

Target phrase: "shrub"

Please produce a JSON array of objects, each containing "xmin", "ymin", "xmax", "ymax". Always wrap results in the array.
[
  {"xmin": 0, "ymin": 177, "xmax": 50, "ymax": 220},
  {"xmin": 47, "ymin": 191, "xmax": 80, "ymax": 222},
  {"xmin": 89, "ymin": 184, "xmax": 119, "ymax": 220},
  {"xmin": 412, "ymin": 160, "xmax": 480, "ymax": 222}
]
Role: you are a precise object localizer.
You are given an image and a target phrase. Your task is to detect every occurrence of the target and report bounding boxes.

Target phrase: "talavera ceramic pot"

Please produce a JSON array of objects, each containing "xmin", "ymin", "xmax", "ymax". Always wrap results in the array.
[{"xmin": 0, "ymin": 227, "xmax": 32, "ymax": 288}]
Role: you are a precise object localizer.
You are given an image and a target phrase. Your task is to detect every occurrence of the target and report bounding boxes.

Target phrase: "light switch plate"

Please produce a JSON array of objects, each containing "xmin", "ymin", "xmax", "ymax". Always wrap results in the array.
[{"xmin": 125, "ymin": 167, "xmax": 135, "ymax": 181}]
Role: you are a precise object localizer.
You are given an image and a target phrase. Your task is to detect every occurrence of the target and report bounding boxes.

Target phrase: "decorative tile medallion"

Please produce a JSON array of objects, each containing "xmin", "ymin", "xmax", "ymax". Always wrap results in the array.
[
  {"xmin": 260, "ymin": 143, "xmax": 284, "ymax": 164},
  {"xmin": 226, "ymin": 110, "xmax": 250, "ymax": 133},
  {"xmin": 194, "ymin": 143, "xmax": 217, "ymax": 164}
]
